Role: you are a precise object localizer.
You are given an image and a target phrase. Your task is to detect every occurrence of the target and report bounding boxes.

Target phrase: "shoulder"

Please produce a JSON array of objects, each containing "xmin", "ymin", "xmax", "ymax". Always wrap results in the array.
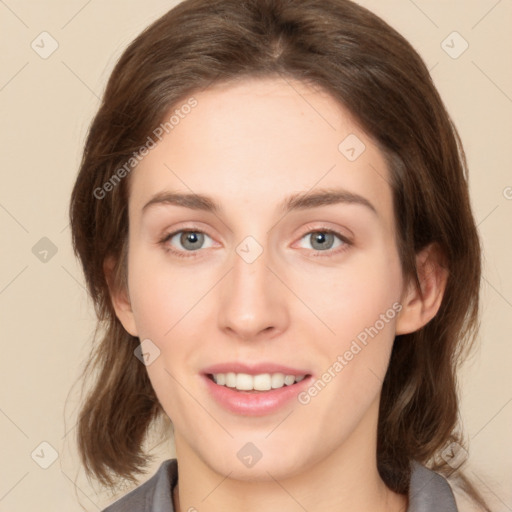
[
  {"xmin": 102, "ymin": 459, "xmax": 178, "ymax": 512},
  {"xmin": 408, "ymin": 461, "xmax": 459, "ymax": 511}
]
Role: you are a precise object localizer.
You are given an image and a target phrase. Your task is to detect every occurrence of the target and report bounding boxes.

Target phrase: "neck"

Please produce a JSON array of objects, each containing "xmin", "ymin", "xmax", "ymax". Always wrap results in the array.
[{"xmin": 172, "ymin": 399, "xmax": 408, "ymax": 512}]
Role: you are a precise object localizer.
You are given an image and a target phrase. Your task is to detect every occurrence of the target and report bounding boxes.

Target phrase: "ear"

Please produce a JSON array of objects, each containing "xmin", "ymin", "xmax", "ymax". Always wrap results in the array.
[
  {"xmin": 104, "ymin": 255, "xmax": 139, "ymax": 337},
  {"xmin": 395, "ymin": 242, "xmax": 449, "ymax": 335}
]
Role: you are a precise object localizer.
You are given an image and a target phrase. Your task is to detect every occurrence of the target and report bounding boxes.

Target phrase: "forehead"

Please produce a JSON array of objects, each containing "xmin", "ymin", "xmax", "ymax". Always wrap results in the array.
[{"xmin": 129, "ymin": 76, "xmax": 394, "ymax": 232}]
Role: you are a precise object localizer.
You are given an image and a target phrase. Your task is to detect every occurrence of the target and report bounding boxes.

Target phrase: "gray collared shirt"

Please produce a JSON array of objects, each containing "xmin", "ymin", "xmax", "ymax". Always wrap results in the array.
[{"xmin": 102, "ymin": 458, "xmax": 459, "ymax": 511}]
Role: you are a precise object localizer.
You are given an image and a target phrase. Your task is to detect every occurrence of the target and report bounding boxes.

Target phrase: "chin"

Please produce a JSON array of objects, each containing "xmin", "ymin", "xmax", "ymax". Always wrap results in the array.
[{"xmin": 196, "ymin": 438, "xmax": 314, "ymax": 482}]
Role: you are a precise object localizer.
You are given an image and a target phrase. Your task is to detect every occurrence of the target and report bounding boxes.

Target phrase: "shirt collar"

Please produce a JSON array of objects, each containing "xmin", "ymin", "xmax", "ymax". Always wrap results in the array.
[{"xmin": 146, "ymin": 458, "xmax": 458, "ymax": 512}]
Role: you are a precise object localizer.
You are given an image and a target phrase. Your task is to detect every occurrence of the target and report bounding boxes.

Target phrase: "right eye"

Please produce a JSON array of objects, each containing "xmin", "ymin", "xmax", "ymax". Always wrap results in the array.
[{"xmin": 159, "ymin": 229, "xmax": 215, "ymax": 258}]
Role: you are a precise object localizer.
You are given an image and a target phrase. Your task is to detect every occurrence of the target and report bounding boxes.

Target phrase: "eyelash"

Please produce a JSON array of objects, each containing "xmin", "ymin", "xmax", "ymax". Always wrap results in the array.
[{"xmin": 158, "ymin": 226, "xmax": 352, "ymax": 259}]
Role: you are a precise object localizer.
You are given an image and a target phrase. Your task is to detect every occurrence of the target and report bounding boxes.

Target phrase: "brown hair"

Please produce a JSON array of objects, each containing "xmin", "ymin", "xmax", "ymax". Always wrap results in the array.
[{"xmin": 69, "ymin": 0, "xmax": 489, "ymax": 508}]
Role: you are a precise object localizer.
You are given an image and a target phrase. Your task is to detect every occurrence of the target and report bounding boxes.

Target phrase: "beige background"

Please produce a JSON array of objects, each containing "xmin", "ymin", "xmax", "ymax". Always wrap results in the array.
[{"xmin": 0, "ymin": 0, "xmax": 510, "ymax": 510}]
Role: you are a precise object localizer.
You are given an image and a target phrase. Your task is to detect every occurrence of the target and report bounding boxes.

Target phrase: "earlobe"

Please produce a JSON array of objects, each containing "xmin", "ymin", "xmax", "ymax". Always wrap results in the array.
[
  {"xmin": 103, "ymin": 255, "xmax": 139, "ymax": 337},
  {"xmin": 395, "ymin": 243, "xmax": 448, "ymax": 335}
]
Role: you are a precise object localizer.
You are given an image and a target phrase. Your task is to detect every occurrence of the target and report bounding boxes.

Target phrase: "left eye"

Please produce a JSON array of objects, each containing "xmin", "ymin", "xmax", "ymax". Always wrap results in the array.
[{"xmin": 298, "ymin": 230, "xmax": 346, "ymax": 252}]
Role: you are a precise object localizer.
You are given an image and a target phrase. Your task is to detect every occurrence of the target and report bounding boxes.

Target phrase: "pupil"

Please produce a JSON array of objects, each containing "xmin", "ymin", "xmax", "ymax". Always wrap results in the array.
[
  {"xmin": 181, "ymin": 232, "xmax": 202, "ymax": 249},
  {"xmin": 312, "ymin": 232, "xmax": 333, "ymax": 250}
]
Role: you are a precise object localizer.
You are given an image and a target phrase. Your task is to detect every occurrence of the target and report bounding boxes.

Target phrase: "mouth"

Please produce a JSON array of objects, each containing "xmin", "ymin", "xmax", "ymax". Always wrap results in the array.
[
  {"xmin": 206, "ymin": 372, "xmax": 308, "ymax": 392},
  {"xmin": 201, "ymin": 364, "xmax": 313, "ymax": 416}
]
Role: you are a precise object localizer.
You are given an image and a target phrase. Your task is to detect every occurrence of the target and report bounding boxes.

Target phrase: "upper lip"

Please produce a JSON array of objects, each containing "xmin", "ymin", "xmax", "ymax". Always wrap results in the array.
[{"xmin": 202, "ymin": 362, "xmax": 311, "ymax": 376}]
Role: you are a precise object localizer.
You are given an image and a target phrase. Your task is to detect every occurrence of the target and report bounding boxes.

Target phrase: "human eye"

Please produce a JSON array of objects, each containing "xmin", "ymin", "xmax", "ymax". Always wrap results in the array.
[
  {"xmin": 158, "ymin": 227, "xmax": 215, "ymax": 259},
  {"xmin": 296, "ymin": 226, "xmax": 352, "ymax": 257},
  {"xmin": 157, "ymin": 225, "xmax": 352, "ymax": 259}
]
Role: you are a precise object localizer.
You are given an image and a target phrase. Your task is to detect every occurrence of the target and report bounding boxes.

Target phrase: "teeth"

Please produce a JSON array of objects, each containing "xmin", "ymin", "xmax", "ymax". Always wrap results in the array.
[{"xmin": 211, "ymin": 372, "xmax": 307, "ymax": 391}]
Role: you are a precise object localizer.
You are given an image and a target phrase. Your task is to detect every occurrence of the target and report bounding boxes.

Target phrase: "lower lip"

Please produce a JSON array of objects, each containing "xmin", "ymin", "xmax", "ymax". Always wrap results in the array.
[{"xmin": 202, "ymin": 374, "xmax": 313, "ymax": 416}]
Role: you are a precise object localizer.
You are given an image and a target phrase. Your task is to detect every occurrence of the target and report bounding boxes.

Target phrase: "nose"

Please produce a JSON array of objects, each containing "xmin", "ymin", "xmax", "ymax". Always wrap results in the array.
[{"xmin": 217, "ymin": 240, "xmax": 289, "ymax": 342}]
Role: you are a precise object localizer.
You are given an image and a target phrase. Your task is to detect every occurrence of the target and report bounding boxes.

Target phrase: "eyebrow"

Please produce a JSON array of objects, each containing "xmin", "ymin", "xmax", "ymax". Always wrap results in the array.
[{"xmin": 141, "ymin": 187, "xmax": 378, "ymax": 217}]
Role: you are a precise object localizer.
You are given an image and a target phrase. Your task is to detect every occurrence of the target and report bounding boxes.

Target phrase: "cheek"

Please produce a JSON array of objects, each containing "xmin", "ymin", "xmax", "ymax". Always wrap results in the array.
[
  {"xmin": 333, "ymin": 253, "xmax": 402, "ymax": 380},
  {"xmin": 126, "ymin": 255, "xmax": 202, "ymax": 420},
  {"xmin": 127, "ymin": 250, "xmax": 203, "ymax": 337},
  {"xmin": 304, "ymin": 248, "xmax": 403, "ymax": 404},
  {"xmin": 302, "ymin": 249, "xmax": 403, "ymax": 339}
]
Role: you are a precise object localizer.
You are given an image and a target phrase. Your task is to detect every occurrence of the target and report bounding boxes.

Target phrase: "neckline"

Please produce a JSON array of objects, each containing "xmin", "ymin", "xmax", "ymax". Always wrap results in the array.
[{"xmin": 157, "ymin": 458, "xmax": 457, "ymax": 512}]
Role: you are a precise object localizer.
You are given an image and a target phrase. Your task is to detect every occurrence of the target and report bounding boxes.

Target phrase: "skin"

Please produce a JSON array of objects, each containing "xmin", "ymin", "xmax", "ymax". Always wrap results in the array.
[{"xmin": 107, "ymin": 76, "xmax": 448, "ymax": 512}]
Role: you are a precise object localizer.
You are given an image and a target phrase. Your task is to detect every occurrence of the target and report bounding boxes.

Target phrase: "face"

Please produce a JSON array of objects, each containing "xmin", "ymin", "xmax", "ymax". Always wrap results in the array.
[{"xmin": 113, "ymin": 76, "xmax": 413, "ymax": 480}]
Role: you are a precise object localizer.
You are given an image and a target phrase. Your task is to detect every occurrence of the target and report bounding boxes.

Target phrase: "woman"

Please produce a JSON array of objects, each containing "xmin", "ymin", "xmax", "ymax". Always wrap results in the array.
[{"xmin": 69, "ymin": 0, "xmax": 491, "ymax": 510}]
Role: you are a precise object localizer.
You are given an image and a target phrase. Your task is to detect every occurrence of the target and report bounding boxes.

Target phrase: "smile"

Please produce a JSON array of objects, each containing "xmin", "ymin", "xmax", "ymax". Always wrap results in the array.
[
  {"xmin": 209, "ymin": 372, "xmax": 306, "ymax": 391},
  {"xmin": 202, "ymin": 372, "xmax": 313, "ymax": 416}
]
